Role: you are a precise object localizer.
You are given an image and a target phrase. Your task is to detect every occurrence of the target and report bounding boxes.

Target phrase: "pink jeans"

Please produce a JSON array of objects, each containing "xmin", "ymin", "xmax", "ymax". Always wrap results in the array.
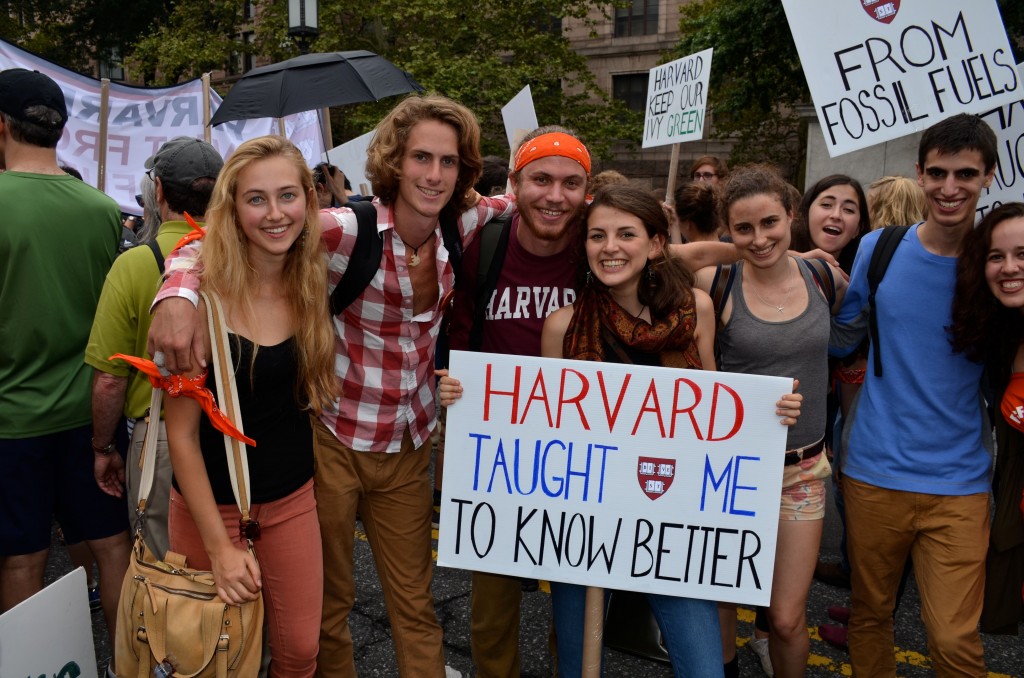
[{"xmin": 169, "ymin": 479, "xmax": 323, "ymax": 678}]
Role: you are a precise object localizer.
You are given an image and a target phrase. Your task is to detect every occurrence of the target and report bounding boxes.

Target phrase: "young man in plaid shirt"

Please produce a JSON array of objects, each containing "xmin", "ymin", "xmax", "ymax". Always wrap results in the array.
[{"xmin": 148, "ymin": 95, "xmax": 511, "ymax": 678}]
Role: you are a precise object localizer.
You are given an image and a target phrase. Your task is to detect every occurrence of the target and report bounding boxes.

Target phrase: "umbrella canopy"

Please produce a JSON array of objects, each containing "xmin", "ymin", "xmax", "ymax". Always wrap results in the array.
[{"xmin": 210, "ymin": 50, "xmax": 423, "ymax": 126}]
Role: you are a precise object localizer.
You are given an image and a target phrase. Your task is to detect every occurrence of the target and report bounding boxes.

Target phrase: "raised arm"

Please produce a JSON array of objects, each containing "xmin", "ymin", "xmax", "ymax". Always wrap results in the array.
[{"xmin": 147, "ymin": 239, "xmax": 205, "ymax": 373}]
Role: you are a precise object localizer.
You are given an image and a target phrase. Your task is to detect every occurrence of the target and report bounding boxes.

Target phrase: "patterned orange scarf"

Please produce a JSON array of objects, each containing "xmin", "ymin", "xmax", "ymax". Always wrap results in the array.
[{"xmin": 562, "ymin": 285, "xmax": 701, "ymax": 369}]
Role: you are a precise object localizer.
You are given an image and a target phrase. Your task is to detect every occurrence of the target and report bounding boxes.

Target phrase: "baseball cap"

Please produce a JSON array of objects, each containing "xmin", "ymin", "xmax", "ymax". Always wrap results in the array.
[
  {"xmin": 145, "ymin": 137, "xmax": 224, "ymax": 192},
  {"xmin": 0, "ymin": 68, "xmax": 68, "ymax": 128}
]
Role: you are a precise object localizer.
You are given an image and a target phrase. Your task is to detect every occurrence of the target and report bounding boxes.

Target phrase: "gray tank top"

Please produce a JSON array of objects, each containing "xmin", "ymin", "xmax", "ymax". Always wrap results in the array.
[{"xmin": 718, "ymin": 259, "xmax": 829, "ymax": 449}]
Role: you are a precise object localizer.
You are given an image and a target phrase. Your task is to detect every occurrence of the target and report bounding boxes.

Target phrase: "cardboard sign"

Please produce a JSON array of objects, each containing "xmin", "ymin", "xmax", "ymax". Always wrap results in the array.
[
  {"xmin": 977, "ymin": 64, "xmax": 1024, "ymax": 220},
  {"xmin": 642, "ymin": 49, "xmax": 713, "ymax": 149},
  {"xmin": 782, "ymin": 0, "xmax": 1021, "ymax": 157},
  {"xmin": 502, "ymin": 85, "xmax": 540, "ymax": 152},
  {"xmin": 0, "ymin": 568, "xmax": 98, "ymax": 678},
  {"xmin": 437, "ymin": 351, "xmax": 791, "ymax": 606}
]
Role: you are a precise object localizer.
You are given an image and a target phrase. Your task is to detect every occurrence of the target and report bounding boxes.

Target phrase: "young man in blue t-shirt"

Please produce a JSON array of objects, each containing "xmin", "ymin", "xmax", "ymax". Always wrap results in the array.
[{"xmin": 830, "ymin": 113, "xmax": 997, "ymax": 677}]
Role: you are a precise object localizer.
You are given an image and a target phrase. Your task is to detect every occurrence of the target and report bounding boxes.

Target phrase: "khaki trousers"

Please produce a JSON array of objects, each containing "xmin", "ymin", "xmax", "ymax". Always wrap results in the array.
[
  {"xmin": 470, "ymin": 571, "xmax": 524, "ymax": 678},
  {"xmin": 844, "ymin": 476, "xmax": 989, "ymax": 677},
  {"xmin": 313, "ymin": 420, "xmax": 445, "ymax": 678}
]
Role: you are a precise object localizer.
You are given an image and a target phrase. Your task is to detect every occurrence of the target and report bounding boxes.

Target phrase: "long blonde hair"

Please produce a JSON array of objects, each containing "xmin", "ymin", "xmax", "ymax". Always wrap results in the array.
[{"xmin": 198, "ymin": 135, "xmax": 336, "ymax": 412}]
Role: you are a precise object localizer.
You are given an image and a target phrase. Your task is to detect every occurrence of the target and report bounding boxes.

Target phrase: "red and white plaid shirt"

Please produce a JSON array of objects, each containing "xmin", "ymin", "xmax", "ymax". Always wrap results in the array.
[{"xmin": 156, "ymin": 196, "xmax": 512, "ymax": 452}]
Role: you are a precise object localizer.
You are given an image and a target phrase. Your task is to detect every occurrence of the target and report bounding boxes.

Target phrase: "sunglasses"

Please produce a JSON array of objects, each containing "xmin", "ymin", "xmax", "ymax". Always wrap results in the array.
[{"xmin": 135, "ymin": 194, "xmax": 144, "ymax": 208}]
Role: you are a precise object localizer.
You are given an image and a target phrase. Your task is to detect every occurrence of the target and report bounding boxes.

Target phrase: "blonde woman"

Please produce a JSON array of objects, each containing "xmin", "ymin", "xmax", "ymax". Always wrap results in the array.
[{"xmin": 164, "ymin": 136, "xmax": 336, "ymax": 677}]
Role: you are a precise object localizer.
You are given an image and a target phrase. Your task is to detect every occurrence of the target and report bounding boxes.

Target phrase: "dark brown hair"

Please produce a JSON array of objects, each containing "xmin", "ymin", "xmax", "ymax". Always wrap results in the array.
[
  {"xmin": 950, "ymin": 202, "xmax": 1024, "ymax": 363},
  {"xmin": 580, "ymin": 184, "xmax": 696, "ymax": 319},
  {"xmin": 791, "ymin": 174, "xmax": 870, "ymax": 273}
]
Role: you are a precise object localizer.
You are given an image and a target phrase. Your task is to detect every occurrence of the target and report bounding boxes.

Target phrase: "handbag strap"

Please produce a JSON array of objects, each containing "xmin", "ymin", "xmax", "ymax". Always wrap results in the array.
[
  {"xmin": 202, "ymin": 290, "xmax": 254, "ymax": 524},
  {"xmin": 133, "ymin": 292, "xmax": 254, "ymax": 528}
]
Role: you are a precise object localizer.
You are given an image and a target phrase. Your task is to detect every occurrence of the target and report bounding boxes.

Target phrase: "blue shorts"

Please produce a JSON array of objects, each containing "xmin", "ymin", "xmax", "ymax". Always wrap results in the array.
[{"xmin": 0, "ymin": 425, "xmax": 128, "ymax": 555}]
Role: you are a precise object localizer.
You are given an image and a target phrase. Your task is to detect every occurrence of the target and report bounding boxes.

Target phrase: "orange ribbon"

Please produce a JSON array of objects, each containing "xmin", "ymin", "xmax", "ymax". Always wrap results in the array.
[
  {"xmin": 174, "ymin": 212, "xmax": 206, "ymax": 251},
  {"xmin": 110, "ymin": 353, "xmax": 256, "ymax": 446}
]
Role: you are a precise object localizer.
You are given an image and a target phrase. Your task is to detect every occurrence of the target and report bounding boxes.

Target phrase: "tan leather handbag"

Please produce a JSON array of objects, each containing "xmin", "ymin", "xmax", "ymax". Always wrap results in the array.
[{"xmin": 115, "ymin": 291, "xmax": 264, "ymax": 677}]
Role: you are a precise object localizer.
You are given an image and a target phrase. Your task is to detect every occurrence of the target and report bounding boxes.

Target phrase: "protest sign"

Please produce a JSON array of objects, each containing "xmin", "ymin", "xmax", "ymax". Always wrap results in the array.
[
  {"xmin": 0, "ymin": 568, "xmax": 97, "ymax": 678},
  {"xmin": 642, "ymin": 48, "xmax": 713, "ymax": 149},
  {"xmin": 502, "ymin": 85, "xmax": 540, "ymax": 152},
  {"xmin": 977, "ymin": 64, "xmax": 1024, "ymax": 220},
  {"xmin": 782, "ymin": 0, "xmax": 1021, "ymax": 157},
  {"xmin": 0, "ymin": 38, "xmax": 322, "ymax": 214},
  {"xmin": 438, "ymin": 351, "xmax": 791, "ymax": 606}
]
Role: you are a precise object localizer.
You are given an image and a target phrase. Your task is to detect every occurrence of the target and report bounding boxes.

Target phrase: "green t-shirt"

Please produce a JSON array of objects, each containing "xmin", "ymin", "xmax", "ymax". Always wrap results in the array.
[
  {"xmin": 85, "ymin": 221, "xmax": 194, "ymax": 419},
  {"xmin": 0, "ymin": 171, "xmax": 121, "ymax": 437}
]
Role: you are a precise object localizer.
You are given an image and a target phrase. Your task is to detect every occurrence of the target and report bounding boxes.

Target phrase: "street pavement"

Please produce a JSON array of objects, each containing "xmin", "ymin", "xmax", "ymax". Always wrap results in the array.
[{"xmin": 50, "ymin": 467, "xmax": 1023, "ymax": 677}]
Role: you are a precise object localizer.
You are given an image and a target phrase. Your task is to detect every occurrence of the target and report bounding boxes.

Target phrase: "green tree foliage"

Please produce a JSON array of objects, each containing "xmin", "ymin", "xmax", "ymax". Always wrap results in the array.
[
  {"xmin": 128, "ymin": 0, "xmax": 639, "ymax": 158},
  {"xmin": 672, "ymin": 0, "xmax": 807, "ymax": 178}
]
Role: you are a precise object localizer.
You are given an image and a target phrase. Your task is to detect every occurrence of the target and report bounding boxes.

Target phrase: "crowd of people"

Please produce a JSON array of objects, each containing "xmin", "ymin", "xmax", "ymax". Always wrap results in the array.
[{"xmin": 1, "ymin": 65, "xmax": 1022, "ymax": 678}]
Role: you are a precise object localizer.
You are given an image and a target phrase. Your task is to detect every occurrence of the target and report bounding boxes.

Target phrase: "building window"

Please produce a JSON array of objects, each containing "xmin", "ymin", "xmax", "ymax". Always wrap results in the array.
[
  {"xmin": 241, "ymin": 31, "xmax": 255, "ymax": 73},
  {"xmin": 613, "ymin": 73, "xmax": 648, "ymax": 113},
  {"xmin": 615, "ymin": 0, "xmax": 659, "ymax": 37},
  {"xmin": 99, "ymin": 47, "xmax": 125, "ymax": 81},
  {"xmin": 243, "ymin": 0, "xmax": 257, "ymax": 20}
]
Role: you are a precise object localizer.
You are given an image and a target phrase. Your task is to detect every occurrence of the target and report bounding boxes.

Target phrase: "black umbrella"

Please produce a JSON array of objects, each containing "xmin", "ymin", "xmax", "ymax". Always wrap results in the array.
[{"xmin": 210, "ymin": 50, "xmax": 423, "ymax": 126}]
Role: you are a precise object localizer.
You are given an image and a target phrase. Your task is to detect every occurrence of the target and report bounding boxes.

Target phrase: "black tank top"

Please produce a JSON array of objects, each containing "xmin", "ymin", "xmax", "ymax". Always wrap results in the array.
[{"xmin": 172, "ymin": 334, "xmax": 314, "ymax": 505}]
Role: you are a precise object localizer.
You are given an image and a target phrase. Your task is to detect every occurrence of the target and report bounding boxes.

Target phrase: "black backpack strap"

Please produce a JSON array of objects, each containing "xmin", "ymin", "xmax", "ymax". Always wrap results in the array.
[
  {"xmin": 329, "ymin": 200, "xmax": 382, "ymax": 316},
  {"xmin": 439, "ymin": 214, "xmax": 464, "ymax": 284},
  {"xmin": 709, "ymin": 263, "xmax": 735, "ymax": 320},
  {"xmin": 468, "ymin": 216, "xmax": 514, "ymax": 351},
  {"xmin": 799, "ymin": 258, "xmax": 837, "ymax": 311},
  {"xmin": 146, "ymin": 239, "xmax": 165, "ymax": 276},
  {"xmin": 866, "ymin": 225, "xmax": 910, "ymax": 377}
]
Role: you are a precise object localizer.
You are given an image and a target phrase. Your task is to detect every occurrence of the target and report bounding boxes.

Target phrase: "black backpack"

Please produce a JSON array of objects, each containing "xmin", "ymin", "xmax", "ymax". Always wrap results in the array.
[{"xmin": 328, "ymin": 201, "xmax": 465, "ymax": 316}]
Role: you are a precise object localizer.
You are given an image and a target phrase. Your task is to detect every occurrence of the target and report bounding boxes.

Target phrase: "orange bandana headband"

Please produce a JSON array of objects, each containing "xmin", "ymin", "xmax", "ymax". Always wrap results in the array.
[{"xmin": 513, "ymin": 132, "xmax": 591, "ymax": 175}]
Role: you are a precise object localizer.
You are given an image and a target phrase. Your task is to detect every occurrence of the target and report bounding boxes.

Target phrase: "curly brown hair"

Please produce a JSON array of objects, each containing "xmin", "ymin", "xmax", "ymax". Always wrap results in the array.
[
  {"xmin": 950, "ymin": 202, "xmax": 1024, "ymax": 363},
  {"xmin": 365, "ymin": 94, "xmax": 483, "ymax": 222}
]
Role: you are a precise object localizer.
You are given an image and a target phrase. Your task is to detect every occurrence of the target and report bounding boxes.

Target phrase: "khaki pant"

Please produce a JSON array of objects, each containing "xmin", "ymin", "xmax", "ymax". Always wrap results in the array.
[
  {"xmin": 470, "ymin": 571, "xmax": 524, "ymax": 678},
  {"xmin": 312, "ymin": 420, "xmax": 445, "ymax": 678},
  {"xmin": 125, "ymin": 417, "xmax": 171, "ymax": 558},
  {"xmin": 844, "ymin": 476, "xmax": 989, "ymax": 677}
]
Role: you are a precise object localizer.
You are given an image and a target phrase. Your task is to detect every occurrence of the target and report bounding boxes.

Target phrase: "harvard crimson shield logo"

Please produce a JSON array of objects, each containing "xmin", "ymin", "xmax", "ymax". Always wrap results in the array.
[
  {"xmin": 861, "ymin": 0, "xmax": 900, "ymax": 24},
  {"xmin": 637, "ymin": 457, "xmax": 676, "ymax": 500}
]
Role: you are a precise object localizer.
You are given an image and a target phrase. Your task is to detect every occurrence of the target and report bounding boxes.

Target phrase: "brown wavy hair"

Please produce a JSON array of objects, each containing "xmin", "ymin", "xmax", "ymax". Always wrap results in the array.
[
  {"xmin": 950, "ymin": 202, "xmax": 1024, "ymax": 364},
  {"xmin": 365, "ymin": 94, "xmax": 483, "ymax": 223},
  {"xmin": 578, "ymin": 184, "xmax": 696, "ymax": 319},
  {"xmin": 198, "ymin": 135, "xmax": 336, "ymax": 412},
  {"xmin": 717, "ymin": 163, "xmax": 794, "ymax": 227}
]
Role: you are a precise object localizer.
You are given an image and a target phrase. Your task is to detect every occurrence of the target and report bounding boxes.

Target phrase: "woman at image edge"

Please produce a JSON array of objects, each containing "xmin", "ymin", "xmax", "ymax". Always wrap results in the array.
[
  {"xmin": 950, "ymin": 201, "xmax": 1024, "ymax": 636},
  {"xmin": 442, "ymin": 184, "xmax": 804, "ymax": 677},
  {"xmin": 164, "ymin": 136, "xmax": 336, "ymax": 677},
  {"xmin": 695, "ymin": 164, "xmax": 847, "ymax": 678}
]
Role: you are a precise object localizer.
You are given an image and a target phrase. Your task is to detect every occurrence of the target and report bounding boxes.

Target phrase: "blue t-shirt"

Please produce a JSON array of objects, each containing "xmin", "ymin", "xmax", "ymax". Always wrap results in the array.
[{"xmin": 830, "ymin": 224, "xmax": 990, "ymax": 495}]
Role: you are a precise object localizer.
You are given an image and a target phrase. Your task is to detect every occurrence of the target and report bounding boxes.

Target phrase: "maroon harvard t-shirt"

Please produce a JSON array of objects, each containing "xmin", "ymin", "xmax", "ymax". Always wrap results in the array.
[{"xmin": 448, "ymin": 214, "xmax": 576, "ymax": 357}]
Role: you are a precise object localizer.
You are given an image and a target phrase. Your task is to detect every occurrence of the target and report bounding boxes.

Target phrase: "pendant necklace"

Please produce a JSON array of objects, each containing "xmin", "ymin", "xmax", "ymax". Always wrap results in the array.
[
  {"xmin": 751, "ymin": 281, "xmax": 791, "ymax": 314},
  {"xmin": 401, "ymin": 231, "xmax": 434, "ymax": 267}
]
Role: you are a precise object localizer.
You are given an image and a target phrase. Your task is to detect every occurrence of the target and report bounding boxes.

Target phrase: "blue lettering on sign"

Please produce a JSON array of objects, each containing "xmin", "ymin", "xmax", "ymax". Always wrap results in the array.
[{"xmin": 700, "ymin": 454, "xmax": 759, "ymax": 516}]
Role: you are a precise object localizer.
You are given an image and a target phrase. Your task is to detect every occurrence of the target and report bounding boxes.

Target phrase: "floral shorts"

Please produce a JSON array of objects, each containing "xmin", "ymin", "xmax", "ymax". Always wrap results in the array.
[{"xmin": 779, "ymin": 450, "xmax": 830, "ymax": 521}]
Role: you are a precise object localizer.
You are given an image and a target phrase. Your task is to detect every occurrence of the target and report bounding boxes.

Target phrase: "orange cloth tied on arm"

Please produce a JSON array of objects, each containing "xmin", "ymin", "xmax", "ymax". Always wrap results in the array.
[{"xmin": 110, "ymin": 353, "xmax": 256, "ymax": 447}]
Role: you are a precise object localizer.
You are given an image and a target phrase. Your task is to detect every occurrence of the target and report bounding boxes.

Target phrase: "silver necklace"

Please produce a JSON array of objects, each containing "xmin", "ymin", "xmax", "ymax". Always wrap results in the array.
[{"xmin": 750, "ymin": 282, "xmax": 791, "ymax": 313}]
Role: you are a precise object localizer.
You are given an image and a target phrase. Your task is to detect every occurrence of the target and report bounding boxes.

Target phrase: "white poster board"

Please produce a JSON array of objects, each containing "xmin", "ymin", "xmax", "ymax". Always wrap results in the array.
[
  {"xmin": 978, "ymin": 64, "xmax": 1024, "ymax": 220},
  {"xmin": 0, "ymin": 568, "xmax": 98, "ymax": 678},
  {"xmin": 782, "ymin": 0, "xmax": 1021, "ymax": 157},
  {"xmin": 642, "ymin": 48, "xmax": 713, "ymax": 149},
  {"xmin": 326, "ymin": 130, "xmax": 375, "ymax": 197},
  {"xmin": 502, "ymin": 85, "xmax": 540, "ymax": 152},
  {"xmin": 0, "ymin": 39, "xmax": 323, "ymax": 214},
  {"xmin": 438, "ymin": 351, "xmax": 791, "ymax": 606}
]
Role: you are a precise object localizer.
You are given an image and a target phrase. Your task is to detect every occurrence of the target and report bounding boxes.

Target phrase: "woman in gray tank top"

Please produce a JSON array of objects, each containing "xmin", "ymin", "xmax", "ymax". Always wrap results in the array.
[{"xmin": 695, "ymin": 164, "xmax": 847, "ymax": 678}]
